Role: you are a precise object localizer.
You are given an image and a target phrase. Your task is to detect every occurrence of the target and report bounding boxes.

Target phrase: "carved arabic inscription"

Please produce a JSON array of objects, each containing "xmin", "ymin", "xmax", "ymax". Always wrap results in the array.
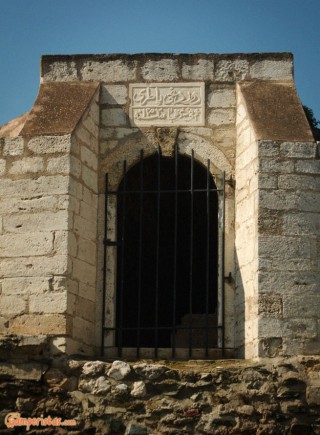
[{"xmin": 129, "ymin": 83, "xmax": 205, "ymax": 126}]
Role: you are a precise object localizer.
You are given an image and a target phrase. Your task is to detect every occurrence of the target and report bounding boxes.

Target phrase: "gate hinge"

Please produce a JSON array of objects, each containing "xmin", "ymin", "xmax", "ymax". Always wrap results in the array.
[{"xmin": 224, "ymin": 272, "xmax": 233, "ymax": 283}]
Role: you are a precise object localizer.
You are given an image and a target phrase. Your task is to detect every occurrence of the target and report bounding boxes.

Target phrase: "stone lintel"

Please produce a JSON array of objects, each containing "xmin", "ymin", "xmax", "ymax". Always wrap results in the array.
[
  {"xmin": 238, "ymin": 81, "xmax": 314, "ymax": 142},
  {"xmin": 20, "ymin": 81, "xmax": 100, "ymax": 137}
]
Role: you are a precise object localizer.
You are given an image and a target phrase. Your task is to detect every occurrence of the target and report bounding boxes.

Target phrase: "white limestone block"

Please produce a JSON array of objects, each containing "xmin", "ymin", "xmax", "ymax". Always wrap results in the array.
[
  {"xmin": 208, "ymin": 88, "xmax": 236, "ymax": 108},
  {"xmin": 9, "ymin": 157, "xmax": 43, "ymax": 174},
  {"xmin": 182, "ymin": 59, "xmax": 214, "ymax": 80},
  {"xmin": 28, "ymin": 135, "xmax": 71, "ymax": 154},
  {"xmin": 3, "ymin": 137, "xmax": 24, "ymax": 156},
  {"xmin": 81, "ymin": 60, "xmax": 137, "ymax": 82},
  {"xmin": 141, "ymin": 59, "xmax": 179, "ymax": 81},
  {"xmin": 101, "ymin": 85, "xmax": 128, "ymax": 105},
  {"xmin": 250, "ymin": 60, "xmax": 293, "ymax": 80}
]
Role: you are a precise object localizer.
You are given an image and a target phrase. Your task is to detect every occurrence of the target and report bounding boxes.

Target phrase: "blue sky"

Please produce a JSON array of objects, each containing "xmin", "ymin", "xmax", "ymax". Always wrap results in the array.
[{"xmin": 0, "ymin": 0, "xmax": 319, "ymax": 126}]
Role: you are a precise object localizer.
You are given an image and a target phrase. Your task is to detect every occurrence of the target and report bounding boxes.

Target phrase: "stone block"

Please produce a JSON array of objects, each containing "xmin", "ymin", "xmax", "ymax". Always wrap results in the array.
[
  {"xmin": 29, "ymin": 292, "xmax": 67, "ymax": 314},
  {"xmin": 1, "ymin": 277, "xmax": 51, "ymax": 295},
  {"xmin": 9, "ymin": 157, "xmax": 44, "ymax": 174},
  {"xmin": 283, "ymin": 213, "xmax": 320, "ymax": 235},
  {"xmin": 0, "ymin": 176, "xmax": 69, "ymax": 198},
  {"xmin": 259, "ymin": 190, "xmax": 298, "ymax": 210},
  {"xmin": 278, "ymin": 174, "xmax": 320, "ymax": 191},
  {"xmin": 54, "ymin": 231, "xmax": 77, "ymax": 257},
  {"xmin": 81, "ymin": 60, "xmax": 137, "ymax": 82},
  {"xmin": 182, "ymin": 59, "xmax": 214, "ymax": 80},
  {"xmin": 0, "ymin": 159, "xmax": 6, "ymax": 175},
  {"xmin": 78, "ymin": 238, "xmax": 97, "ymax": 265},
  {"xmin": 306, "ymin": 386, "xmax": 320, "ymax": 406},
  {"xmin": 259, "ymin": 236, "xmax": 311, "ymax": 259},
  {"xmin": 74, "ymin": 295, "xmax": 95, "ymax": 321},
  {"xmin": 280, "ymin": 142, "xmax": 316, "ymax": 159},
  {"xmin": 258, "ymin": 141, "xmax": 280, "ymax": 157},
  {"xmin": 141, "ymin": 59, "xmax": 179, "ymax": 81},
  {"xmin": 0, "ymin": 232, "xmax": 53, "ymax": 257},
  {"xmin": 101, "ymin": 108, "xmax": 128, "ymax": 127},
  {"xmin": 0, "ymin": 255, "xmax": 71, "ymax": 278},
  {"xmin": 72, "ymin": 257, "xmax": 96, "ymax": 287},
  {"xmin": 42, "ymin": 61, "xmax": 78, "ymax": 81},
  {"xmin": 258, "ymin": 294, "xmax": 283, "ymax": 317},
  {"xmin": 283, "ymin": 295, "xmax": 320, "ymax": 318},
  {"xmin": 9, "ymin": 314, "xmax": 71, "ymax": 335},
  {"xmin": 79, "ymin": 282, "xmax": 96, "ymax": 302},
  {"xmin": 70, "ymin": 156, "xmax": 82, "ymax": 178},
  {"xmin": 258, "ymin": 174, "xmax": 278, "ymax": 189},
  {"xmin": 0, "ymin": 295, "xmax": 26, "ymax": 315},
  {"xmin": 27, "ymin": 135, "xmax": 71, "ymax": 154},
  {"xmin": 259, "ymin": 158, "xmax": 294, "ymax": 173},
  {"xmin": 258, "ymin": 317, "xmax": 283, "ymax": 337},
  {"xmin": 283, "ymin": 318, "xmax": 317, "ymax": 339},
  {"xmin": 82, "ymin": 114, "xmax": 99, "ymax": 138},
  {"xmin": 72, "ymin": 316, "xmax": 95, "ymax": 343},
  {"xmin": 208, "ymin": 109, "xmax": 235, "ymax": 126},
  {"xmin": 80, "ymin": 201, "xmax": 97, "ymax": 222},
  {"xmin": 215, "ymin": 59, "xmax": 249, "ymax": 81},
  {"xmin": 258, "ymin": 337, "xmax": 283, "ymax": 358},
  {"xmin": 81, "ymin": 165, "xmax": 98, "ymax": 192},
  {"xmin": 258, "ymin": 208, "xmax": 283, "ymax": 235},
  {"xmin": 298, "ymin": 191, "xmax": 320, "ymax": 213},
  {"xmin": 47, "ymin": 155, "xmax": 70, "ymax": 174},
  {"xmin": 250, "ymin": 60, "xmax": 293, "ymax": 80},
  {"xmin": 101, "ymin": 84, "xmax": 128, "ymax": 105},
  {"xmin": 74, "ymin": 215, "xmax": 97, "ymax": 241},
  {"xmin": 208, "ymin": 88, "xmax": 236, "ymax": 108},
  {"xmin": 3, "ymin": 210, "xmax": 69, "ymax": 233},
  {"xmin": 295, "ymin": 159, "xmax": 320, "ymax": 174},
  {"xmin": 81, "ymin": 145, "xmax": 98, "ymax": 170},
  {"xmin": 3, "ymin": 137, "xmax": 24, "ymax": 156}
]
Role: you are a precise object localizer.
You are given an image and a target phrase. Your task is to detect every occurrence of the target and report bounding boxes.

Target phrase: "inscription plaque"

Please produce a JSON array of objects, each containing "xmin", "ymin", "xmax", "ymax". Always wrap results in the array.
[{"xmin": 129, "ymin": 83, "xmax": 205, "ymax": 126}]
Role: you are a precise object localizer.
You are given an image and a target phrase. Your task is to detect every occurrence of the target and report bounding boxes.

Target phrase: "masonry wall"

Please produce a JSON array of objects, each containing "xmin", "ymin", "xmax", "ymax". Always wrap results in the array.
[
  {"xmin": 235, "ymin": 87, "xmax": 259, "ymax": 358},
  {"xmin": 257, "ymin": 140, "xmax": 320, "ymax": 357},
  {"xmin": 0, "ymin": 135, "xmax": 73, "ymax": 349}
]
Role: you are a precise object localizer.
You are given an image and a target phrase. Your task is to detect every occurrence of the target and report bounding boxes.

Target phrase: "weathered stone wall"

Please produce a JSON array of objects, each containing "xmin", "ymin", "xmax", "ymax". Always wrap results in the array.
[
  {"xmin": 1, "ymin": 345, "xmax": 320, "ymax": 434},
  {"xmin": 0, "ymin": 87, "xmax": 100, "ymax": 356},
  {"xmin": 0, "ymin": 134, "xmax": 74, "ymax": 347},
  {"xmin": 257, "ymin": 140, "xmax": 320, "ymax": 358}
]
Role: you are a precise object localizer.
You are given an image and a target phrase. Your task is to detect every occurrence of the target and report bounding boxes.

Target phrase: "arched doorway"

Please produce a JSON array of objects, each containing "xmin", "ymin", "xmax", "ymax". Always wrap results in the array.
[{"xmin": 114, "ymin": 148, "xmax": 219, "ymax": 356}]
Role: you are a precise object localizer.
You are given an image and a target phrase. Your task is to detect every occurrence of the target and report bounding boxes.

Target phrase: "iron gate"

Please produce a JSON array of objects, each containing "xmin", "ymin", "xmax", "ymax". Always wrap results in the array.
[{"xmin": 101, "ymin": 146, "xmax": 227, "ymax": 359}]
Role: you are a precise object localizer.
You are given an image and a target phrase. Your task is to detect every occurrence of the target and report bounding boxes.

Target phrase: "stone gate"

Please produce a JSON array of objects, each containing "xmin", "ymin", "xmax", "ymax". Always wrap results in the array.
[{"xmin": 0, "ymin": 52, "xmax": 319, "ymax": 360}]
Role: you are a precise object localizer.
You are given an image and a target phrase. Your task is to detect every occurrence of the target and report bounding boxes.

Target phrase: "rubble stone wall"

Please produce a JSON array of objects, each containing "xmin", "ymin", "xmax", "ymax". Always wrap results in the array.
[{"xmin": 1, "ymin": 351, "xmax": 320, "ymax": 434}]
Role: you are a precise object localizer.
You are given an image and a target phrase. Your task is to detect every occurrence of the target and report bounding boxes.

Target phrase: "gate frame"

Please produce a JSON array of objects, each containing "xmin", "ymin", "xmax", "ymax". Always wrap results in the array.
[{"xmin": 100, "ymin": 145, "xmax": 234, "ymax": 359}]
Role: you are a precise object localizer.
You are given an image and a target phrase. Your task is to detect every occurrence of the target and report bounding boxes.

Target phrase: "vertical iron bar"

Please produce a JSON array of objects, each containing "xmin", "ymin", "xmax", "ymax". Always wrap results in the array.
[
  {"xmin": 205, "ymin": 160, "xmax": 210, "ymax": 357},
  {"xmin": 189, "ymin": 150, "xmax": 194, "ymax": 358},
  {"xmin": 172, "ymin": 145, "xmax": 178, "ymax": 358},
  {"xmin": 154, "ymin": 146, "xmax": 161, "ymax": 358},
  {"xmin": 137, "ymin": 150, "xmax": 144, "ymax": 358},
  {"xmin": 221, "ymin": 172, "xmax": 226, "ymax": 356},
  {"xmin": 118, "ymin": 160, "xmax": 127, "ymax": 358},
  {"xmin": 101, "ymin": 173, "xmax": 109, "ymax": 356}
]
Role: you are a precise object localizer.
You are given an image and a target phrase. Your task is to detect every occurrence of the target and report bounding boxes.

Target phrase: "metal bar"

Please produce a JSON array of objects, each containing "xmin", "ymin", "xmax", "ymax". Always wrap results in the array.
[
  {"xmin": 205, "ymin": 159, "xmax": 210, "ymax": 357},
  {"xmin": 172, "ymin": 144, "xmax": 178, "ymax": 358},
  {"xmin": 101, "ymin": 173, "xmax": 109, "ymax": 356},
  {"xmin": 188, "ymin": 150, "xmax": 194, "ymax": 358},
  {"xmin": 221, "ymin": 172, "xmax": 226, "ymax": 356},
  {"xmin": 136, "ymin": 150, "xmax": 144, "ymax": 358},
  {"xmin": 105, "ymin": 325, "xmax": 222, "ymax": 331},
  {"xmin": 108, "ymin": 188, "xmax": 221, "ymax": 194},
  {"xmin": 154, "ymin": 146, "xmax": 161, "ymax": 358},
  {"xmin": 118, "ymin": 160, "xmax": 127, "ymax": 358}
]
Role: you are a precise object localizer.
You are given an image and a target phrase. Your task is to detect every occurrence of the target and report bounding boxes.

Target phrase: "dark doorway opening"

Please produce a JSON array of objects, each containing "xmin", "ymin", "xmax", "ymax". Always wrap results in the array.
[{"xmin": 116, "ymin": 150, "xmax": 219, "ymax": 352}]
